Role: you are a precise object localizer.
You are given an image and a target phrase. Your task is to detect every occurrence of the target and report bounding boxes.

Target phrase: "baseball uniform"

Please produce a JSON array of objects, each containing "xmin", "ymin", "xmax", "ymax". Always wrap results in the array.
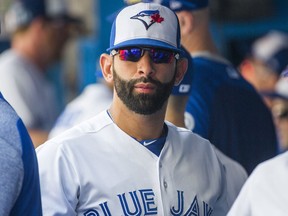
[
  {"xmin": 37, "ymin": 110, "xmax": 231, "ymax": 215},
  {"xmin": 213, "ymin": 147, "xmax": 247, "ymax": 203},
  {"xmin": 185, "ymin": 52, "xmax": 278, "ymax": 174},
  {"xmin": 171, "ymin": 48, "xmax": 248, "ymax": 204},
  {"xmin": 228, "ymin": 151, "xmax": 288, "ymax": 215},
  {"xmin": 0, "ymin": 93, "xmax": 42, "ymax": 216}
]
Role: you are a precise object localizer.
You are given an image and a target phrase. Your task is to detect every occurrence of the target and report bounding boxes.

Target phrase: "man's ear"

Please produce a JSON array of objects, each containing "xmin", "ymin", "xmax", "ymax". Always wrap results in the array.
[
  {"xmin": 99, "ymin": 53, "xmax": 113, "ymax": 83},
  {"xmin": 175, "ymin": 57, "xmax": 188, "ymax": 86},
  {"xmin": 239, "ymin": 59, "xmax": 254, "ymax": 77}
]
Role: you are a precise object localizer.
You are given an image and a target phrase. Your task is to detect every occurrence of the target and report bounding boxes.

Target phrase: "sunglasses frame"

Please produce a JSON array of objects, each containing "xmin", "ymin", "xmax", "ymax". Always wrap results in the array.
[{"xmin": 111, "ymin": 47, "xmax": 180, "ymax": 64}]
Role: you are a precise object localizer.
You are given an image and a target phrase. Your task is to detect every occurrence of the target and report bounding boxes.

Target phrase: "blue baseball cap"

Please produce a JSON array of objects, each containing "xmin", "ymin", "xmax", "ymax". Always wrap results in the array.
[
  {"xmin": 172, "ymin": 46, "xmax": 193, "ymax": 95},
  {"xmin": 124, "ymin": 0, "xmax": 209, "ymax": 11},
  {"xmin": 5, "ymin": 0, "xmax": 82, "ymax": 33},
  {"xmin": 107, "ymin": 0, "xmax": 209, "ymax": 24},
  {"xmin": 251, "ymin": 31, "xmax": 288, "ymax": 75},
  {"xmin": 107, "ymin": 2, "xmax": 182, "ymax": 54}
]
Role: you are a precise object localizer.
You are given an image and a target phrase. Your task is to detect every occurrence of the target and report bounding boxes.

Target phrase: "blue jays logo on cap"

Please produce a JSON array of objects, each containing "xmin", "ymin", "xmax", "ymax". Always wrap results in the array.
[
  {"xmin": 130, "ymin": 9, "xmax": 164, "ymax": 30},
  {"xmin": 107, "ymin": 3, "xmax": 182, "ymax": 53}
]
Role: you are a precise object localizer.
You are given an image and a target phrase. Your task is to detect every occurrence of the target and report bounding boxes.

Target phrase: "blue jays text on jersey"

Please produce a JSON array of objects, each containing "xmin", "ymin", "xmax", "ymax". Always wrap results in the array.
[{"xmin": 83, "ymin": 189, "xmax": 213, "ymax": 216}]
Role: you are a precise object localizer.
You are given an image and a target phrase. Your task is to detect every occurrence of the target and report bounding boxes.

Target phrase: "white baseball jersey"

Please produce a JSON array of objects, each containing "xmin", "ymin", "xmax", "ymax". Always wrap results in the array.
[
  {"xmin": 228, "ymin": 151, "xmax": 288, "ymax": 215},
  {"xmin": 37, "ymin": 110, "xmax": 232, "ymax": 215},
  {"xmin": 0, "ymin": 49, "xmax": 59, "ymax": 130},
  {"xmin": 49, "ymin": 83, "xmax": 112, "ymax": 138},
  {"xmin": 213, "ymin": 147, "xmax": 248, "ymax": 204}
]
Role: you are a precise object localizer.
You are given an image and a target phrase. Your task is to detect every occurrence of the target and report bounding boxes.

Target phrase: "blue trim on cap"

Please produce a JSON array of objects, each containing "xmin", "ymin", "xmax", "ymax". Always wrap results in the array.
[
  {"xmin": 106, "ymin": 8, "xmax": 122, "ymax": 23},
  {"xmin": 107, "ymin": 38, "xmax": 183, "ymax": 53},
  {"xmin": 109, "ymin": 21, "xmax": 117, "ymax": 50}
]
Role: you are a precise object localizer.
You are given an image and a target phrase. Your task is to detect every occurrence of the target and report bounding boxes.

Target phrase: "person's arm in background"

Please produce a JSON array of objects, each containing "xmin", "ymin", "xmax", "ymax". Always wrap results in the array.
[
  {"xmin": 0, "ymin": 138, "xmax": 23, "ymax": 216},
  {"xmin": 0, "ymin": 93, "xmax": 42, "ymax": 215}
]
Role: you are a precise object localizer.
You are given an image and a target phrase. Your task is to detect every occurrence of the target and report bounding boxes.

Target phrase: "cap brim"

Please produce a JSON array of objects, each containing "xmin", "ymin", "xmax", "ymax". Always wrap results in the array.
[{"xmin": 107, "ymin": 38, "xmax": 183, "ymax": 54}]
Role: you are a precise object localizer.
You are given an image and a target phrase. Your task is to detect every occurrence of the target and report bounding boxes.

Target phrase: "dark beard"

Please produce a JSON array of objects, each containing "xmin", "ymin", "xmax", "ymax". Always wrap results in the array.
[{"xmin": 113, "ymin": 66, "xmax": 176, "ymax": 115}]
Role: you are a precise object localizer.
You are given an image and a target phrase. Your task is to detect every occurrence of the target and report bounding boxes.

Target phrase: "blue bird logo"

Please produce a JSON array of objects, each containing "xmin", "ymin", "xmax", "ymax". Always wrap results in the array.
[{"xmin": 130, "ymin": 10, "xmax": 164, "ymax": 30}]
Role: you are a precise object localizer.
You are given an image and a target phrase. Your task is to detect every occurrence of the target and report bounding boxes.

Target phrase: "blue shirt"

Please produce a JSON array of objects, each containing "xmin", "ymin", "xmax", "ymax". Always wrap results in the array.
[
  {"xmin": 0, "ymin": 93, "xmax": 42, "ymax": 215},
  {"xmin": 186, "ymin": 55, "xmax": 278, "ymax": 174}
]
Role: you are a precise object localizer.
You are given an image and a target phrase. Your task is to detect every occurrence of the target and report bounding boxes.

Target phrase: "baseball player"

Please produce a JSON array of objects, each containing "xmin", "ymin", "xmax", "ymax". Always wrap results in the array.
[
  {"xmin": 0, "ymin": 0, "xmax": 82, "ymax": 147},
  {"xmin": 153, "ymin": 0, "xmax": 278, "ymax": 174},
  {"xmin": 263, "ymin": 70, "xmax": 288, "ymax": 152},
  {"xmin": 239, "ymin": 30, "xmax": 288, "ymax": 108},
  {"xmin": 228, "ymin": 150, "xmax": 288, "ymax": 215},
  {"xmin": 228, "ymin": 73, "xmax": 288, "ymax": 215},
  {"xmin": 0, "ymin": 92, "xmax": 42, "ymax": 215},
  {"xmin": 37, "ymin": 3, "xmax": 232, "ymax": 215},
  {"xmin": 167, "ymin": 47, "xmax": 248, "ymax": 206}
]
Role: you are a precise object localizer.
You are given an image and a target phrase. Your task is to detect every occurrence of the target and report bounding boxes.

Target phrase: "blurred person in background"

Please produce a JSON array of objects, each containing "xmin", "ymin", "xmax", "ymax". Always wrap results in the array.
[
  {"xmin": 166, "ymin": 49, "xmax": 248, "ymax": 205},
  {"xmin": 228, "ymin": 151, "xmax": 288, "ymax": 215},
  {"xmin": 265, "ymin": 70, "xmax": 288, "ymax": 153},
  {"xmin": 239, "ymin": 30, "xmax": 288, "ymax": 108},
  {"xmin": 0, "ymin": 0, "xmax": 82, "ymax": 147},
  {"xmin": 228, "ymin": 133, "xmax": 288, "ymax": 215},
  {"xmin": 48, "ymin": 71, "xmax": 113, "ymax": 138},
  {"xmin": 150, "ymin": 0, "xmax": 278, "ymax": 174},
  {"xmin": 0, "ymin": 92, "xmax": 42, "ymax": 216}
]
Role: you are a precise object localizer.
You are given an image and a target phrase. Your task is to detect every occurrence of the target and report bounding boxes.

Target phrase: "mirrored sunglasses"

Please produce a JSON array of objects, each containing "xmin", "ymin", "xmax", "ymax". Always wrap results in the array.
[{"xmin": 111, "ymin": 47, "xmax": 179, "ymax": 64}]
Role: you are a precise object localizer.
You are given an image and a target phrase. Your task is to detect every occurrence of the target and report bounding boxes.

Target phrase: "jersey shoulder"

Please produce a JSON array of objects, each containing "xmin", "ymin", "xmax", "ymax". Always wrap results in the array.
[
  {"xmin": 253, "ymin": 151, "xmax": 288, "ymax": 178},
  {"xmin": 166, "ymin": 121, "xmax": 217, "ymax": 155},
  {"xmin": 39, "ymin": 110, "xmax": 113, "ymax": 151}
]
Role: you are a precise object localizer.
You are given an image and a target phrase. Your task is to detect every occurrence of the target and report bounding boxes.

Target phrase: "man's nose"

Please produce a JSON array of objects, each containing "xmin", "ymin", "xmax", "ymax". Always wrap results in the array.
[{"xmin": 136, "ymin": 52, "xmax": 155, "ymax": 76}]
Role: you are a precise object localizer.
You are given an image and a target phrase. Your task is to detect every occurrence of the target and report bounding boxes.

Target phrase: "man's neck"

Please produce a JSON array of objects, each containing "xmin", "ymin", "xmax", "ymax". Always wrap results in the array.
[
  {"xmin": 108, "ymin": 100, "xmax": 167, "ymax": 141},
  {"xmin": 182, "ymin": 29, "xmax": 218, "ymax": 55}
]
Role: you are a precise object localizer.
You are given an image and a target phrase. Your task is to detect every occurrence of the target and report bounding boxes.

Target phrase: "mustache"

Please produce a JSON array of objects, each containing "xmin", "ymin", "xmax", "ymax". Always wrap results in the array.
[{"xmin": 129, "ymin": 76, "xmax": 162, "ymax": 86}]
